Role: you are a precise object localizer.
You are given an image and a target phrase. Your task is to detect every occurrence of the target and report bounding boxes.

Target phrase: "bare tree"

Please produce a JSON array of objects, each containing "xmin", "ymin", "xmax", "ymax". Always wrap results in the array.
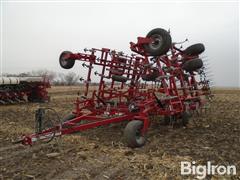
[
  {"xmin": 30, "ymin": 69, "xmax": 56, "ymax": 83},
  {"xmin": 64, "ymin": 72, "xmax": 79, "ymax": 86}
]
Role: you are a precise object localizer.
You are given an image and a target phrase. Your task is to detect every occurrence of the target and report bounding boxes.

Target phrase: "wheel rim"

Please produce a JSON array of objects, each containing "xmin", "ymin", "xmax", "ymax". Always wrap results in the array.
[
  {"xmin": 60, "ymin": 54, "xmax": 68, "ymax": 66},
  {"xmin": 61, "ymin": 60, "xmax": 67, "ymax": 66},
  {"xmin": 149, "ymin": 34, "xmax": 163, "ymax": 50},
  {"xmin": 60, "ymin": 53, "xmax": 71, "ymax": 66}
]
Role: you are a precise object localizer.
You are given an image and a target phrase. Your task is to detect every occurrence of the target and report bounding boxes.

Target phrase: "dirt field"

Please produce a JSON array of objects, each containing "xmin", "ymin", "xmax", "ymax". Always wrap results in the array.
[{"xmin": 0, "ymin": 86, "xmax": 239, "ymax": 179}]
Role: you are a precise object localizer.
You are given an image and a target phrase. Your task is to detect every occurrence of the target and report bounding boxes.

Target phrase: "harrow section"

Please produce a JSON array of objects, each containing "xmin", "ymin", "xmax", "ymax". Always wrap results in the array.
[{"xmin": 18, "ymin": 28, "xmax": 212, "ymax": 148}]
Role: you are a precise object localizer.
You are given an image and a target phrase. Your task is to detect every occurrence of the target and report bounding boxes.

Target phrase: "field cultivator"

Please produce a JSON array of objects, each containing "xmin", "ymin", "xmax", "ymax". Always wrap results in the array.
[
  {"xmin": 0, "ymin": 76, "xmax": 50, "ymax": 104},
  {"xmin": 17, "ymin": 28, "xmax": 213, "ymax": 148}
]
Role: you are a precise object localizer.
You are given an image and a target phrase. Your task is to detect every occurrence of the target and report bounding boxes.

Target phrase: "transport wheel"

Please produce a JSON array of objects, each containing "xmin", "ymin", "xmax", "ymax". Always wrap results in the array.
[
  {"xmin": 59, "ymin": 51, "xmax": 75, "ymax": 69},
  {"xmin": 112, "ymin": 75, "xmax": 128, "ymax": 83},
  {"xmin": 143, "ymin": 28, "xmax": 172, "ymax": 56},
  {"xmin": 181, "ymin": 112, "xmax": 190, "ymax": 126},
  {"xmin": 182, "ymin": 58, "xmax": 203, "ymax": 72},
  {"xmin": 124, "ymin": 120, "xmax": 146, "ymax": 148},
  {"xmin": 183, "ymin": 43, "xmax": 205, "ymax": 56}
]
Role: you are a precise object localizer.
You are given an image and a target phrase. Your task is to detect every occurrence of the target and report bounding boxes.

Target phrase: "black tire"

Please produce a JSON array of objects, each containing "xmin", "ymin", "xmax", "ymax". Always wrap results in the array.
[
  {"xmin": 143, "ymin": 28, "xmax": 172, "ymax": 56},
  {"xmin": 181, "ymin": 112, "xmax": 189, "ymax": 126},
  {"xmin": 182, "ymin": 58, "xmax": 203, "ymax": 72},
  {"xmin": 124, "ymin": 120, "xmax": 146, "ymax": 148},
  {"xmin": 184, "ymin": 43, "xmax": 205, "ymax": 56},
  {"xmin": 62, "ymin": 113, "xmax": 76, "ymax": 122},
  {"xmin": 141, "ymin": 67, "xmax": 159, "ymax": 81},
  {"xmin": 112, "ymin": 75, "xmax": 128, "ymax": 83},
  {"xmin": 59, "ymin": 51, "xmax": 75, "ymax": 69}
]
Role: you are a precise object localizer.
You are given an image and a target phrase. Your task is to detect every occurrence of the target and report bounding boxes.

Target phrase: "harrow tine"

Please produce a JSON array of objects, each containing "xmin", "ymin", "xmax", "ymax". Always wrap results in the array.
[{"xmin": 79, "ymin": 77, "xmax": 84, "ymax": 81}]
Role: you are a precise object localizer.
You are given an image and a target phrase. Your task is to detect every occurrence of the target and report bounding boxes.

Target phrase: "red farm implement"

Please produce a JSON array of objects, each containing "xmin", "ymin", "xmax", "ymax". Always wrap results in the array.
[
  {"xmin": 0, "ymin": 76, "xmax": 50, "ymax": 104},
  {"xmin": 17, "ymin": 28, "xmax": 212, "ymax": 148}
]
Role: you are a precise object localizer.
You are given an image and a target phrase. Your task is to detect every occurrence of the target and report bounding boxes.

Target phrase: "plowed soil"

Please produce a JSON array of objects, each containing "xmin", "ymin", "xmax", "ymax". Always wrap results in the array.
[{"xmin": 0, "ymin": 87, "xmax": 239, "ymax": 179}]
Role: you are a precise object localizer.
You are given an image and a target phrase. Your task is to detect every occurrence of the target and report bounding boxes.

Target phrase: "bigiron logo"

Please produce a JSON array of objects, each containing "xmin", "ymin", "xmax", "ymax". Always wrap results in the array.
[{"xmin": 181, "ymin": 161, "xmax": 236, "ymax": 179}]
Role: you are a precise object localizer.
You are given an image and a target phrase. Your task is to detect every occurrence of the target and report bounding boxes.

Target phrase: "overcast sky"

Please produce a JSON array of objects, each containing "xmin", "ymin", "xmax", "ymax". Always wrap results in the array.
[{"xmin": 1, "ymin": 1, "xmax": 239, "ymax": 87}]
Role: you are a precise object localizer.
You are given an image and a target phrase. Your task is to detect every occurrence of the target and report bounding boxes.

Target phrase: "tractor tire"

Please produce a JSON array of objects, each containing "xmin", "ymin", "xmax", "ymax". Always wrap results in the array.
[
  {"xmin": 143, "ymin": 28, "xmax": 172, "ymax": 56},
  {"xmin": 59, "ymin": 51, "xmax": 75, "ymax": 69},
  {"xmin": 124, "ymin": 120, "xmax": 146, "ymax": 148},
  {"xmin": 183, "ymin": 43, "xmax": 205, "ymax": 56},
  {"xmin": 112, "ymin": 75, "xmax": 128, "ymax": 83},
  {"xmin": 181, "ymin": 112, "xmax": 190, "ymax": 126},
  {"xmin": 62, "ymin": 113, "xmax": 76, "ymax": 122},
  {"xmin": 182, "ymin": 58, "xmax": 203, "ymax": 72}
]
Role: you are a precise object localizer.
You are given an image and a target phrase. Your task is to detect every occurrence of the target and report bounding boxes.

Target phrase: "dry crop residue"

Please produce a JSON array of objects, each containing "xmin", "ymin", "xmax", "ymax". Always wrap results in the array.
[{"xmin": 0, "ymin": 87, "xmax": 239, "ymax": 179}]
